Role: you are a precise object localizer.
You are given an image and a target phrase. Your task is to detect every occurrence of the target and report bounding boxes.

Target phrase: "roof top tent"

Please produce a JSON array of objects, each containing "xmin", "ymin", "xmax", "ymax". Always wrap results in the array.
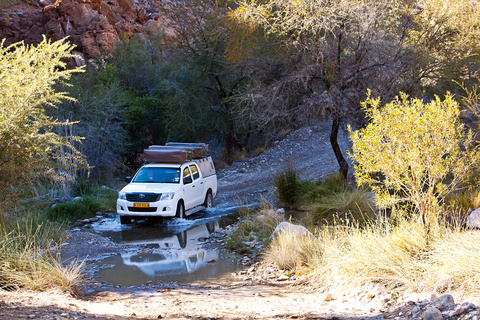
[
  {"xmin": 143, "ymin": 146, "xmax": 193, "ymax": 163},
  {"xmin": 142, "ymin": 144, "xmax": 211, "ymax": 164},
  {"xmin": 165, "ymin": 142, "xmax": 210, "ymax": 158}
]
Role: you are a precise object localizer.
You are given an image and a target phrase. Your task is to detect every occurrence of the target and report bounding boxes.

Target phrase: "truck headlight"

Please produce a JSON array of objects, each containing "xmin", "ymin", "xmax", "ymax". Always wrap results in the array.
[
  {"xmin": 160, "ymin": 192, "xmax": 175, "ymax": 201},
  {"xmin": 118, "ymin": 192, "xmax": 126, "ymax": 200}
]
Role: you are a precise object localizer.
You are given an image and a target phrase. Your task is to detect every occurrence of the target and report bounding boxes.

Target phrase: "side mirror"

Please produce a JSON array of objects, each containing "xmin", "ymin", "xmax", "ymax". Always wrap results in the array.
[
  {"xmin": 183, "ymin": 176, "xmax": 193, "ymax": 185},
  {"xmin": 125, "ymin": 176, "xmax": 132, "ymax": 183}
]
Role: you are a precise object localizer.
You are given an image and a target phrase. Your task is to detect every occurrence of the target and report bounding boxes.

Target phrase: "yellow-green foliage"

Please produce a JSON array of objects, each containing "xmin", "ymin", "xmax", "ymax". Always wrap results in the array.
[
  {"xmin": 269, "ymin": 219, "xmax": 480, "ymax": 294},
  {"xmin": 0, "ymin": 37, "xmax": 87, "ymax": 201},
  {"xmin": 349, "ymin": 92, "xmax": 480, "ymax": 233}
]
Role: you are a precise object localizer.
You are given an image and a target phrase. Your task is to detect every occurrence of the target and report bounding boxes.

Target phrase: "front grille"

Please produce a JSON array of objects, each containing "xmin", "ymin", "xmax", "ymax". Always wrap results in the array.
[
  {"xmin": 126, "ymin": 193, "xmax": 160, "ymax": 202},
  {"xmin": 128, "ymin": 207, "xmax": 158, "ymax": 212}
]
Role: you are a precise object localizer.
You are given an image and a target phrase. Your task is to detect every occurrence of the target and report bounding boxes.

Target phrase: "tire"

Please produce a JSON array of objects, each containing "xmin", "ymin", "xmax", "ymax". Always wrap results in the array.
[
  {"xmin": 203, "ymin": 191, "xmax": 213, "ymax": 208},
  {"xmin": 175, "ymin": 201, "xmax": 185, "ymax": 219},
  {"xmin": 120, "ymin": 215, "xmax": 131, "ymax": 225},
  {"xmin": 206, "ymin": 221, "xmax": 216, "ymax": 234},
  {"xmin": 176, "ymin": 231, "xmax": 187, "ymax": 248}
]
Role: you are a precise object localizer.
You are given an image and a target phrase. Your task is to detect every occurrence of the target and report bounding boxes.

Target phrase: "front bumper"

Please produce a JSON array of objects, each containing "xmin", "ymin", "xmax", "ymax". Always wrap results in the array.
[{"xmin": 116, "ymin": 199, "xmax": 176, "ymax": 217}]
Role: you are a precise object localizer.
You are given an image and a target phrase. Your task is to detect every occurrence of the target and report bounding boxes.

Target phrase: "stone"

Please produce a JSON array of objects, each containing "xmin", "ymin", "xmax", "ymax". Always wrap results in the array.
[
  {"xmin": 423, "ymin": 307, "xmax": 444, "ymax": 320},
  {"xmin": 432, "ymin": 294, "xmax": 455, "ymax": 309},
  {"xmin": 453, "ymin": 302, "xmax": 477, "ymax": 316},
  {"xmin": 467, "ymin": 207, "xmax": 480, "ymax": 228},
  {"xmin": 272, "ymin": 222, "xmax": 314, "ymax": 239},
  {"xmin": 277, "ymin": 275, "xmax": 289, "ymax": 281},
  {"xmin": 411, "ymin": 306, "xmax": 421, "ymax": 315},
  {"xmin": 375, "ymin": 284, "xmax": 386, "ymax": 295},
  {"xmin": 324, "ymin": 293, "xmax": 334, "ymax": 301}
]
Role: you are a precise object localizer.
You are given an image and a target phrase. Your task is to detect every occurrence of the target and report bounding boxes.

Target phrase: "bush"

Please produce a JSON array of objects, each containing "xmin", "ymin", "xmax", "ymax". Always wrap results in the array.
[
  {"xmin": 297, "ymin": 172, "xmax": 347, "ymax": 204},
  {"xmin": 0, "ymin": 37, "xmax": 87, "ymax": 202},
  {"xmin": 0, "ymin": 210, "xmax": 83, "ymax": 293},
  {"xmin": 97, "ymin": 188, "xmax": 119, "ymax": 213},
  {"xmin": 273, "ymin": 162, "xmax": 299, "ymax": 207},
  {"xmin": 267, "ymin": 230, "xmax": 319, "ymax": 270},
  {"xmin": 308, "ymin": 188, "xmax": 375, "ymax": 224},
  {"xmin": 350, "ymin": 92, "xmax": 480, "ymax": 235},
  {"xmin": 44, "ymin": 197, "xmax": 101, "ymax": 223}
]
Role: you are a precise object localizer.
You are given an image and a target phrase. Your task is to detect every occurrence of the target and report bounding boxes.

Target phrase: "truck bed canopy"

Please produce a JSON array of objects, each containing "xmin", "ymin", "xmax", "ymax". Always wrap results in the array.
[{"xmin": 143, "ymin": 144, "xmax": 210, "ymax": 163}]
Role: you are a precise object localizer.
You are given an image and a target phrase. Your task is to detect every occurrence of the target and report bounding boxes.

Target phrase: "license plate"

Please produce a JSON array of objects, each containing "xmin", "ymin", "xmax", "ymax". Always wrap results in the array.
[{"xmin": 134, "ymin": 203, "xmax": 150, "ymax": 208}]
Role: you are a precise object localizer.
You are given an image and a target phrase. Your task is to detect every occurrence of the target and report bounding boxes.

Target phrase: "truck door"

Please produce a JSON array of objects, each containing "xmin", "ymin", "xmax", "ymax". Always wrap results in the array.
[
  {"xmin": 189, "ymin": 164, "xmax": 204, "ymax": 206},
  {"xmin": 182, "ymin": 166, "xmax": 195, "ymax": 210}
]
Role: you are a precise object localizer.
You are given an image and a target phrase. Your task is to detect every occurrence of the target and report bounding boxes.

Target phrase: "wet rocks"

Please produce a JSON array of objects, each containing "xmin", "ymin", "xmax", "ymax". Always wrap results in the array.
[{"xmin": 381, "ymin": 294, "xmax": 479, "ymax": 320}]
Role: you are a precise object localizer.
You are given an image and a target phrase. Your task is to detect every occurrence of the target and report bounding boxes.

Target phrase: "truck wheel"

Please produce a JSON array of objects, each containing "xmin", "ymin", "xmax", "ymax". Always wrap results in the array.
[
  {"xmin": 176, "ymin": 201, "xmax": 185, "ymax": 219},
  {"xmin": 203, "ymin": 191, "xmax": 213, "ymax": 208},
  {"xmin": 120, "ymin": 215, "xmax": 131, "ymax": 224}
]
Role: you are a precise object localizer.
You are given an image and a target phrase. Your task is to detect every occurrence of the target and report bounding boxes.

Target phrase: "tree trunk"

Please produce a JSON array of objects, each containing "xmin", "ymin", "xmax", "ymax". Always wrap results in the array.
[{"xmin": 330, "ymin": 116, "xmax": 348, "ymax": 180}]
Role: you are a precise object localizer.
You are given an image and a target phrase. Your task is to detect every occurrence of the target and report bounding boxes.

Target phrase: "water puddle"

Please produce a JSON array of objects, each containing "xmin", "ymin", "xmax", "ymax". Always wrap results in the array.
[{"xmin": 90, "ymin": 202, "xmax": 253, "ymax": 286}]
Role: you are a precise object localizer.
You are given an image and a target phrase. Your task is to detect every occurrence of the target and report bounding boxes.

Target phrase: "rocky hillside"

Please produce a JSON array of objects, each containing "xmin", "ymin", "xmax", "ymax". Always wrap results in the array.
[{"xmin": 0, "ymin": 0, "xmax": 167, "ymax": 64}]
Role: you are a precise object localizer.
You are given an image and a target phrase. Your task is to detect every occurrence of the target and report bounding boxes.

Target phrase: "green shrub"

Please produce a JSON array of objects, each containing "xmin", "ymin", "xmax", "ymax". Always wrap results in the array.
[
  {"xmin": 44, "ymin": 197, "xmax": 101, "ymax": 223},
  {"xmin": 71, "ymin": 176, "xmax": 94, "ymax": 197},
  {"xmin": 350, "ymin": 92, "xmax": 480, "ymax": 235},
  {"xmin": 273, "ymin": 162, "xmax": 299, "ymax": 207},
  {"xmin": 298, "ymin": 172, "xmax": 347, "ymax": 204},
  {"xmin": 308, "ymin": 188, "xmax": 375, "ymax": 224},
  {"xmin": 98, "ymin": 188, "xmax": 118, "ymax": 213}
]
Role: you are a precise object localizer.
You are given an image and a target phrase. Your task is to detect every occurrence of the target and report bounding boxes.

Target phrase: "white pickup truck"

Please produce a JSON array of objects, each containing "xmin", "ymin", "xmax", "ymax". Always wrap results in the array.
[{"xmin": 117, "ymin": 156, "xmax": 217, "ymax": 224}]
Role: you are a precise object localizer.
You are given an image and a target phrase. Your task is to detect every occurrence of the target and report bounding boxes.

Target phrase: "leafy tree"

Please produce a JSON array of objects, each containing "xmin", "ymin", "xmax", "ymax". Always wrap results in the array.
[
  {"xmin": 410, "ymin": 0, "xmax": 480, "ymax": 94},
  {"xmin": 349, "ymin": 92, "xmax": 480, "ymax": 235},
  {"xmin": 107, "ymin": 35, "xmax": 220, "ymax": 164},
  {"xmin": 228, "ymin": 0, "xmax": 416, "ymax": 178},
  {"xmin": 0, "ymin": 36, "xmax": 87, "ymax": 199},
  {"xmin": 54, "ymin": 65, "xmax": 129, "ymax": 181},
  {"xmin": 164, "ymin": 0, "xmax": 256, "ymax": 159}
]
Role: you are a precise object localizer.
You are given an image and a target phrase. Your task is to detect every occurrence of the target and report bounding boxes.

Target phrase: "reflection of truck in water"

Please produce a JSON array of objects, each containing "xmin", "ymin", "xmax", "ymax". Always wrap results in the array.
[{"xmin": 120, "ymin": 222, "xmax": 218, "ymax": 277}]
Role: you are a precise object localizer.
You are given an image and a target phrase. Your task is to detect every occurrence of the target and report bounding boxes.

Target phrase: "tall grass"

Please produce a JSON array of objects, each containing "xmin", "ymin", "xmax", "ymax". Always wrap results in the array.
[
  {"xmin": 297, "ymin": 172, "xmax": 347, "ymax": 204},
  {"xmin": 273, "ymin": 162, "xmax": 299, "ymax": 207},
  {"xmin": 268, "ymin": 217, "xmax": 480, "ymax": 295},
  {"xmin": 308, "ymin": 188, "xmax": 375, "ymax": 224},
  {"xmin": 0, "ymin": 209, "xmax": 84, "ymax": 293}
]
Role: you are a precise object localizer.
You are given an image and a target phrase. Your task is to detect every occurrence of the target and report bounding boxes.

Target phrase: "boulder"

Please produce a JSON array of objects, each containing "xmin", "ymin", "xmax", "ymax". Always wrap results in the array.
[
  {"xmin": 466, "ymin": 207, "xmax": 480, "ymax": 228},
  {"xmin": 272, "ymin": 221, "xmax": 314, "ymax": 239},
  {"xmin": 432, "ymin": 294, "xmax": 455, "ymax": 309},
  {"xmin": 423, "ymin": 307, "xmax": 444, "ymax": 320}
]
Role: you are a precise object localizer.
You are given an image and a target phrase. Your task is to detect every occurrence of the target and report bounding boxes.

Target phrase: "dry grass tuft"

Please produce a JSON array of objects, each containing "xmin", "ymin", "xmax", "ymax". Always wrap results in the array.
[
  {"xmin": 267, "ymin": 231, "xmax": 319, "ymax": 270},
  {"xmin": 0, "ymin": 214, "xmax": 84, "ymax": 293},
  {"xmin": 268, "ymin": 217, "xmax": 480, "ymax": 295}
]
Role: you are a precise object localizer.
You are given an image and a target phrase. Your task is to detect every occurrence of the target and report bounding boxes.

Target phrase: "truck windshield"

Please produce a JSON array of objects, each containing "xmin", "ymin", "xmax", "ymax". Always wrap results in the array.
[{"xmin": 132, "ymin": 167, "xmax": 181, "ymax": 183}]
